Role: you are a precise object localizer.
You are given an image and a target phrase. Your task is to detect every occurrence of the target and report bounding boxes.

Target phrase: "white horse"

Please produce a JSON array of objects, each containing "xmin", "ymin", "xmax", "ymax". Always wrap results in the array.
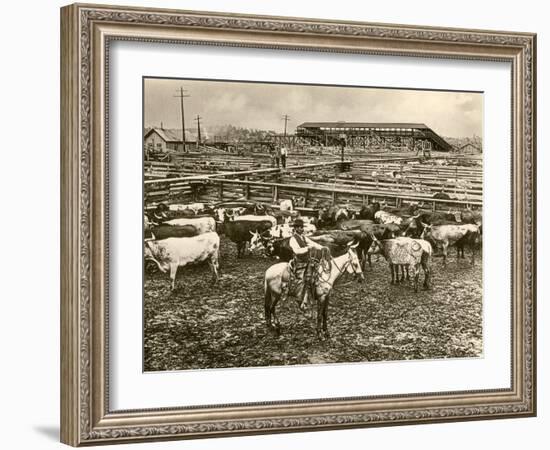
[{"xmin": 263, "ymin": 242, "xmax": 364, "ymax": 340}]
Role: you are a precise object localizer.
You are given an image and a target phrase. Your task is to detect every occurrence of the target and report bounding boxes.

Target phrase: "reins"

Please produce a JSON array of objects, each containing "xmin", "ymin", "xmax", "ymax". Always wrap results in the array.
[{"xmin": 311, "ymin": 249, "xmax": 359, "ymax": 284}]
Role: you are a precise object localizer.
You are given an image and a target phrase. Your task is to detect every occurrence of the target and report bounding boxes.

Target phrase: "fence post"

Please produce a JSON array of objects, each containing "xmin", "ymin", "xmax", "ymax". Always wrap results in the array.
[
  {"xmin": 244, "ymin": 177, "xmax": 250, "ymax": 200},
  {"xmin": 272, "ymin": 185, "xmax": 278, "ymax": 202},
  {"xmin": 218, "ymin": 181, "xmax": 224, "ymax": 201},
  {"xmin": 304, "ymin": 189, "xmax": 309, "ymax": 207}
]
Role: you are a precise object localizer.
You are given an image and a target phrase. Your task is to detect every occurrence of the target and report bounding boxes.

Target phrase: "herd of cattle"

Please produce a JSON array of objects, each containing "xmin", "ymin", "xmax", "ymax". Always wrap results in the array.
[{"xmin": 143, "ymin": 198, "xmax": 482, "ymax": 294}]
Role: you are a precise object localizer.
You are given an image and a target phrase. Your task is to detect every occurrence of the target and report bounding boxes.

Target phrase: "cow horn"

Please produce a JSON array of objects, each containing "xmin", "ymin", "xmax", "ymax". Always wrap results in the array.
[{"xmin": 349, "ymin": 241, "xmax": 360, "ymax": 249}]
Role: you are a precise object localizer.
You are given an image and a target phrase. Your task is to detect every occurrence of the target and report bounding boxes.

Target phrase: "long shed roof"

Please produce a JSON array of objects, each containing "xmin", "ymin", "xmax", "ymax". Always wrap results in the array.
[
  {"xmin": 296, "ymin": 122, "xmax": 453, "ymax": 151},
  {"xmin": 297, "ymin": 122, "xmax": 430, "ymax": 129}
]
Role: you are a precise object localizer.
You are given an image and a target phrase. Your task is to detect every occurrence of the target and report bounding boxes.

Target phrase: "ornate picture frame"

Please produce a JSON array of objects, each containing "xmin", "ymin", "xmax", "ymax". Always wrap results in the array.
[{"xmin": 60, "ymin": 3, "xmax": 536, "ymax": 446}]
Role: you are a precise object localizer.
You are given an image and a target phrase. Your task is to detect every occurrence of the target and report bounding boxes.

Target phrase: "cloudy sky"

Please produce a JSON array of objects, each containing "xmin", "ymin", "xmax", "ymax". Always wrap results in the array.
[{"xmin": 144, "ymin": 78, "xmax": 482, "ymax": 138}]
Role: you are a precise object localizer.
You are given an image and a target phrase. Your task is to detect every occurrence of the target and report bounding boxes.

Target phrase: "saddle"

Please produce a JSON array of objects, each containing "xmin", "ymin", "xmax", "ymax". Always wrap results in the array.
[{"xmin": 284, "ymin": 246, "xmax": 332, "ymax": 309}]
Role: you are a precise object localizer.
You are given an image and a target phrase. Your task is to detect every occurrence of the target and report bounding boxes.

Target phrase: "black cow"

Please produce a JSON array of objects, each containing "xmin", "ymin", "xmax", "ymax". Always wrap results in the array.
[
  {"xmin": 317, "ymin": 205, "xmax": 355, "ymax": 228},
  {"xmin": 358, "ymin": 202, "xmax": 381, "ymax": 220},
  {"xmin": 264, "ymin": 237, "xmax": 293, "ymax": 261},
  {"xmin": 459, "ymin": 209, "xmax": 483, "ymax": 225},
  {"xmin": 336, "ymin": 219, "xmax": 374, "ymax": 231},
  {"xmin": 263, "ymin": 235, "xmax": 347, "ymax": 262},
  {"xmin": 403, "ymin": 211, "xmax": 458, "ymax": 238},
  {"xmin": 310, "ymin": 230, "xmax": 373, "ymax": 268},
  {"xmin": 265, "ymin": 208, "xmax": 299, "ymax": 224},
  {"xmin": 224, "ymin": 219, "xmax": 274, "ymax": 258}
]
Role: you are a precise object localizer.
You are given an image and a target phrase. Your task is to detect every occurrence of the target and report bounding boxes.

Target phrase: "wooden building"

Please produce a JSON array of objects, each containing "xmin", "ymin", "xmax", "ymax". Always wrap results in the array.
[
  {"xmin": 456, "ymin": 142, "xmax": 482, "ymax": 154},
  {"xmin": 144, "ymin": 127, "xmax": 198, "ymax": 153}
]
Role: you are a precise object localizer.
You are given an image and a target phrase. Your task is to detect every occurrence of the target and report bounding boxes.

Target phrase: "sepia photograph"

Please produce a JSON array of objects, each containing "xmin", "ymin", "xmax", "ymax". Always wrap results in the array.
[{"xmin": 142, "ymin": 77, "xmax": 483, "ymax": 372}]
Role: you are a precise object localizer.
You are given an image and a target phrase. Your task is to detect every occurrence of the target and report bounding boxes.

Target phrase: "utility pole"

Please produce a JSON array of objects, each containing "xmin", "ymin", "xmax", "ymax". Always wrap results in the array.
[
  {"xmin": 174, "ymin": 87, "xmax": 190, "ymax": 152},
  {"xmin": 282, "ymin": 114, "xmax": 290, "ymax": 138},
  {"xmin": 194, "ymin": 115, "xmax": 203, "ymax": 150}
]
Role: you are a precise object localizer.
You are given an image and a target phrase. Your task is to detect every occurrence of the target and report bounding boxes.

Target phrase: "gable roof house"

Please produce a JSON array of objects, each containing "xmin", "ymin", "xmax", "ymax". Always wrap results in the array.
[{"xmin": 144, "ymin": 127, "xmax": 199, "ymax": 153}]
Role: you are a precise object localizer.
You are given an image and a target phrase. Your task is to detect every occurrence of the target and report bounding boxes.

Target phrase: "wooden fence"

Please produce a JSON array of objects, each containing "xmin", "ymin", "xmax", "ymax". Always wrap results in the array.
[
  {"xmin": 197, "ymin": 177, "xmax": 482, "ymax": 212},
  {"xmin": 143, "ymin": 159, "xmax": 483, "ymax": 211},
  {"xmin": 143, "ymin": 161, "xmax": 343, "ymax": 206}
]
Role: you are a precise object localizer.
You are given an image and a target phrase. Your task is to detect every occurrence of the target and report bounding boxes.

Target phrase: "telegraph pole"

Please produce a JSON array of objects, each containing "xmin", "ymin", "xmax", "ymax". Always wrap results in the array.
[
  {"xmin": 194, "ymin": 115, "xmax": 203, "ymax": 149},
  {"xmin": 282, "ymin": 114, "xmax": 290, "ymax": 138},
  {"xmin": 282, "ymin": 114, "xmax": 290, "ymax": 150},
  {"xmin": 174, "ymin": 87, "xmax": 190, "ymax": 152}
]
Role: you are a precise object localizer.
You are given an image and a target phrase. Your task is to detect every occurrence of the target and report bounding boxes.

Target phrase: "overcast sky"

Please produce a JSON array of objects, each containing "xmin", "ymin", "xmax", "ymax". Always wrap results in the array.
[{"xmin": 144, "ymin": 78, "xmax": 482, "ymax": 138}]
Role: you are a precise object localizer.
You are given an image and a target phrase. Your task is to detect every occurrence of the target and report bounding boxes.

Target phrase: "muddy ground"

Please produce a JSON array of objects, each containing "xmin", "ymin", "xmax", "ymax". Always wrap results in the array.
[{"xmin": 144, "ymin": 236, "xmax": 483, "ymax": 372}]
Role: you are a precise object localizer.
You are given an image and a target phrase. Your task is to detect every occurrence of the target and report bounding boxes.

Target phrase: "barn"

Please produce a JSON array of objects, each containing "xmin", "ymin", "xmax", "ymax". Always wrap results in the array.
[
  {"xmin": 457, "ymin": 142, "xmax": 482, "ymax": 154},
  {"xmin": 295, "ymin": 122, "xmax": 453, "ymax": 152},
  {"xmin": 144, "ymin": 127, "xmax": 198, "ymax": 153}
]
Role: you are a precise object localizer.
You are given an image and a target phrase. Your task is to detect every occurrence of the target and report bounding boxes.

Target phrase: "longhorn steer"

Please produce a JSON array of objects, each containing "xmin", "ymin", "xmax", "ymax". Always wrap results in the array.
[
  {"xmin": 374, "ymin": 210, "xmax": 403, "ymax": 225},
  {"xmin": 224, "ymin": 219, "xmax": 274, "ymax": 258},
  {"xmin": 144, "ymin": 231, "xmax": 220, "ymax": 290},
  {"xmin": 358, "ymin": 202, "xmax": 381, "ymax": 220},
  {"xmin": 279, "ymin": 199, "xmax": 293, "ymax": 211},
  {"xmin": 368, "ymin": 236, "xmax": 432, "ymax": 292},
  {"xmin": 268, "ymin": 209, "xmax": 299, "ymax": 224},
  {"xmin": 310, "ymin": 230, "xmax": 374, "ymax": 269},
  {"xmin": 420, "ymin": 223, "xmax": 480, "ymax": 266},
  {"xmin": 248, "ymin": 222, "xmax": 317, "ymax": 255},
  {"xmin": 264, "ymin": 237, "xmax": 294, "ymax": 261},
  {"xmin": 168, "ymin": 202, "xmax": 205, "ymax": 215},
  {"xmin": 336, "ymin": 219, "xmax": 374, "ymax": 231},
  {"xmin": 318, "ymin": 205, "xmax": 355, "ymax": 228},
  {"xmin": 147, "ymin": 224, "xmax": 198, "ymax": 240},
  {"xmin": 163, "ymin": 216, "xmax": 216, "ymax": 235},
  {"xmin": 333, "ymin": 222, "xmax": 400, "ymax": 267},
  {"xmin": 234, "ymin": 214, "xmax": 277, "ymax": 227}
]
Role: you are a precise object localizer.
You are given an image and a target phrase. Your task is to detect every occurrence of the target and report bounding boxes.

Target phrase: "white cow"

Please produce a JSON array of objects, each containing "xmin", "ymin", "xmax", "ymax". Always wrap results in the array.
[
  {"xmin": 164, "ymin": 216, "xmax": 216, "ymax": 234},
  {"xmin": 144, "ymin": 231, "xmax": 220, "ymax": 290},
  {"xmin": 368, "ymin": 236, "xmax": 432, "ymax": 292},
  {"xmin": 374, "ymin": 210, "xmax": 403, "ymax": 225},
  {"xmin": 269, "ymin": 222, "xmax": 316, "ymax": 238},
  {"xmin": 144, "ymin": 214, "xmax": 151, "ymax": 231},
  {"xmin": 279, "ymin": 199, "xmax": 293, "ymax": 211},
  {"xmin": 233, "ymin": 214, "xmax": 277, "ymax": 227},
  {"xmin": 168, "ymin": 203, "xmax": 205, "ymax": 214},
  {"xmin": 420, "ymin": 223, "xmax": 480, "ymax": 266}
]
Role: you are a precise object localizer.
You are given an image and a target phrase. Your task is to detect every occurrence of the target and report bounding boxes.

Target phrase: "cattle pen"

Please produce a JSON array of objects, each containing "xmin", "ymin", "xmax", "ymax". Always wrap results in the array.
[
  {"xmin": 143, "ymin": 152, "xmax": 484, "ymax": 372},
  {"xmin": 144, "ymin": 156, "xmax": 483, "ymax": 213}
]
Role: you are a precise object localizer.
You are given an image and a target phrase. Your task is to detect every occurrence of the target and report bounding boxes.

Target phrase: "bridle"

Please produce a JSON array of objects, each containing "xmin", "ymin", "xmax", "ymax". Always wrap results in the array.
[{"xmin": 314, "ymin": 247, "xmax": 361, "ymax": 283}]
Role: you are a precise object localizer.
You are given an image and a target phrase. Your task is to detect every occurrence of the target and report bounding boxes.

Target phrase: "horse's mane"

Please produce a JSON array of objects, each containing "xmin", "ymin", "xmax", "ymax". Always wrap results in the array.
[{"xmin": 310, "ymin": 246, "xmax": 332, "ymax": 264}]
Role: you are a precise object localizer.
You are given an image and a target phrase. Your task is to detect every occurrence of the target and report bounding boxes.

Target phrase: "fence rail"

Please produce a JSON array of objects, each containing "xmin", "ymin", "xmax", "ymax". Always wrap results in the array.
[
  {"xmin": 199, "ymin": 177, "xmax": 482, "ymax": 212},
  {"xmin": 143, "ymin": 159, "xmax": 483, "ymax": 211}
]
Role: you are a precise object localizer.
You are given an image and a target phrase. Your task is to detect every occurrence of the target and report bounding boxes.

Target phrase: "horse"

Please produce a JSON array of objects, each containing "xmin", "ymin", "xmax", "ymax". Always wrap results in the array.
[{"xmin": 263, "ymin": 242, "xmax": 364, "ymax": 340}]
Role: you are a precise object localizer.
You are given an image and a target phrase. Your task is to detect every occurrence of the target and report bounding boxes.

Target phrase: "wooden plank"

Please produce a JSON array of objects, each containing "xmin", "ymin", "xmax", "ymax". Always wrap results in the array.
[{"xmin": 202, "ymin": 177, "xmax": 482, "ymax": 208}]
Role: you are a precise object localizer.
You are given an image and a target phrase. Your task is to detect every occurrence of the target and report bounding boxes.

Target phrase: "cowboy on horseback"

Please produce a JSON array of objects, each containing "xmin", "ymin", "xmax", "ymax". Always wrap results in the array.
[
  {"xmin": 284, "ymin": 218, "xmax": 326, "ymax": 309},
  {"xmin": 264, "ymin": 221, "xmax": 364, "ymax": 339}
]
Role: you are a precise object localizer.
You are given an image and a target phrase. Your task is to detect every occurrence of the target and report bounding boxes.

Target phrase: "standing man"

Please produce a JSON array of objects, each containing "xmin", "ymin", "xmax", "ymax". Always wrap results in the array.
[
  {"xmin": 275, "ymin": 146, "xmax": 281, "ymax": 168},
  {"xmin": 280, "ymin": 145, "xmax": 288, "ymax": 168}
]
